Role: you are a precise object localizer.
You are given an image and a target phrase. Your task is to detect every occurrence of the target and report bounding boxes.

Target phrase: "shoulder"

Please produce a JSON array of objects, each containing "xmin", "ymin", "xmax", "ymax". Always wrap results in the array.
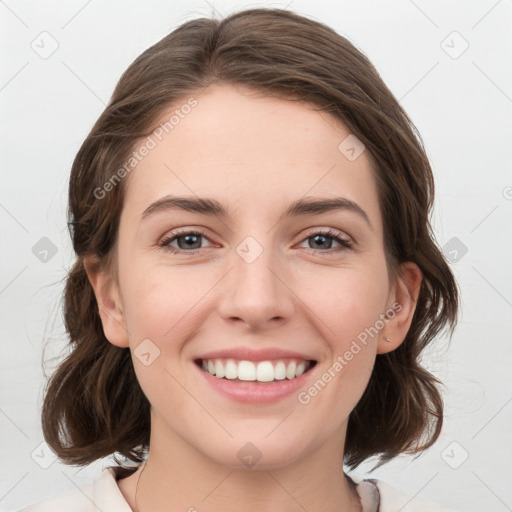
[
  {"xmin": 353, "ymin": 477, "xmax": 459, "ymax": 512},
  {"xmin": 17, "ymin": 467, "xmax": 132, "ymax": 512}
]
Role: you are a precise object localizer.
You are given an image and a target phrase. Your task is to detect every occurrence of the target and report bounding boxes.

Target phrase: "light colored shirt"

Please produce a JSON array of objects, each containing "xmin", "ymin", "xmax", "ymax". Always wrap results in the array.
[{"xmin": 19, "ymin": 466, "xmax": 458, "ymax": 512}]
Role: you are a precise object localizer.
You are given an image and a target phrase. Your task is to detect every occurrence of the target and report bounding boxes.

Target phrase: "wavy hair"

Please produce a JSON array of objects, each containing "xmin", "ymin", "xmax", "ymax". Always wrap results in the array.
[{"xmin": 41, "ymin": 7, "xmax": 459, "ymax": 470}]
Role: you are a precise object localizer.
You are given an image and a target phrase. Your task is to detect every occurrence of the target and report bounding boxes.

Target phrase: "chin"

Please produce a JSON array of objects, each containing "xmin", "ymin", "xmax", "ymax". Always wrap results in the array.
[{"xmin": 200, "ymin": 435, "xmax": 311, "ymax": 471}]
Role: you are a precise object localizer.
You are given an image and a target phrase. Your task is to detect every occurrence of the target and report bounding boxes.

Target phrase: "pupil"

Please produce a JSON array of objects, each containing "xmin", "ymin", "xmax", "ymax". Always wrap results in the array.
[
  {"xmin": 312, "ymin": 234, "xmax": 331, "ymax": 249},
  {"xmin": 179, "ymin": 234, "xmax": 200, "ymax": 249}
]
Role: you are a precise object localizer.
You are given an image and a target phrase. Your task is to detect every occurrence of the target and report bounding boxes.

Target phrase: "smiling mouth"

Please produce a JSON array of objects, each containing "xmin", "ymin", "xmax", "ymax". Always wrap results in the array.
[{"xmin": 194, "ymin": 358, "xmax": 317, "ymax": 383}]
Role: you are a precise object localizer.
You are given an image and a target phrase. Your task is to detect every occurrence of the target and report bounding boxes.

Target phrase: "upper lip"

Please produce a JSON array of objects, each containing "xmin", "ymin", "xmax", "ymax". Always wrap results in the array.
[{"xmin": 195, "ymin": 347, "xmax": 316, "ymax": 362}]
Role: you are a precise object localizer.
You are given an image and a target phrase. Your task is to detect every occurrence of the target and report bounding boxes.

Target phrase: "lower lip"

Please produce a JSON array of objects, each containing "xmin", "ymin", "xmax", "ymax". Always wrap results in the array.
[{"xmin": 195, "ymin": 362, "xmax": 316, "ymax": 403}]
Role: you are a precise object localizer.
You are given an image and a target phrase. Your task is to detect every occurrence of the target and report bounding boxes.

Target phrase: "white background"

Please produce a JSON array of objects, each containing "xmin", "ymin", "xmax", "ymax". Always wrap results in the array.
[{"xmin": 1, "ymin": 1, "xmax": 511, "ymax": 511}]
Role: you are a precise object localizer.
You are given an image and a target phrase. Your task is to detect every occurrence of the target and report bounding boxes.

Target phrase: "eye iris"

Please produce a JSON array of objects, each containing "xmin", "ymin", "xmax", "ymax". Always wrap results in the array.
[
  {"xmin": 178, "ymin": 234, "xmax": 201, "ymax": 249},
  {"xmin": 311, "ymin": 234, "xmax": 332, "ymax": 249}
]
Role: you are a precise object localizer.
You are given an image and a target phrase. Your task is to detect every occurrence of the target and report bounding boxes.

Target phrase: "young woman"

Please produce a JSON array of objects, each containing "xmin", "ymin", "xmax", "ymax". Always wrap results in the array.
[{"xmin": 22, "ymin": 8, "xmax": 459, "ymax": 512}]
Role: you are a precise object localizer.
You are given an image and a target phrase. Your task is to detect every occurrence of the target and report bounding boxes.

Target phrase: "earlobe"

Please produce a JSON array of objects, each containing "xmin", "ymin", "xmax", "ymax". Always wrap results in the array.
[
  {"xmin": 84, "ymin": 256, "xmax": 130, "ymax": 348},
  {"xmin": 377, "ymin": 261, "xmax": 423, "ymax": 354}
]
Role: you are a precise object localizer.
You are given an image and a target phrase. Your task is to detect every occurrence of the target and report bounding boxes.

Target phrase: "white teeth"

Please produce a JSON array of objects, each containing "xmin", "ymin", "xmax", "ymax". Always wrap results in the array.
[
  {"xmin": 274, "ymin": 361, "xmax": 286, "ymax": 380},
  {"xmin": 286, "ymin": 360, "xmax": 296, "ymax": 380},
  {"xmin": 238, "ymin": 360, "xmax": 256, "ymax": 381},
  {"xmin": 296, "ymin": 361, "xmax": 306, "ymax": 376},
  {"xmin": 256, "ymin": 361, "xmax": 274, "ymax": 382},
  {"xmin": 225, "ymin": 359, "xmax": 238, "ymax": 379},
  {"xmin": 214, "ymin": 359, "xmax": 225, "ymax": 378},
  {"xmin": 200, "ymin": 358, "xmax": 313, "ymax": 382}
]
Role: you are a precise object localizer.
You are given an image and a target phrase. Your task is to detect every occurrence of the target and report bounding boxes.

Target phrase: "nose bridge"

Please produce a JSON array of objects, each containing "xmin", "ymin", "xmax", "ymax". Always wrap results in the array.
[{"xmin": 218, "ymin": 233, "xmax": 294, "ymax": 327}]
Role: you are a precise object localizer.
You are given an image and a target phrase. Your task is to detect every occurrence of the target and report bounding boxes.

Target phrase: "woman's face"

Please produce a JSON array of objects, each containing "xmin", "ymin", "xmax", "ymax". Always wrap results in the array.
[{"xmin": 90, "ymin": 83, "xmax": 420, "ymax": 469}]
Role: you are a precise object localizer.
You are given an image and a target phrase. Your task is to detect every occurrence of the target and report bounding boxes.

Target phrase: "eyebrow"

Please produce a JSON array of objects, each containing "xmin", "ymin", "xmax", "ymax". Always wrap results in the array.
[{"xmin": 141, "ymin": 195, "xmax": 372, "ymax": 230}]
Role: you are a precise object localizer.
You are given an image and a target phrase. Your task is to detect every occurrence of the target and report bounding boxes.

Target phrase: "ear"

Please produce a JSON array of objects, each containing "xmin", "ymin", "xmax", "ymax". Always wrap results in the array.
[
  {"xmin": 84, "ymin": 255, "xmax": 130, "ymax": 348},
  {"xmin": 377, "ymin": 261, "xmax": 423, "ymax": 355}
]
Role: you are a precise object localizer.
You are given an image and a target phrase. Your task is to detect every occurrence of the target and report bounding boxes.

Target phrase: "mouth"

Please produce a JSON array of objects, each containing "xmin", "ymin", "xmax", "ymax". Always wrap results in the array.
[{"xmin": 194, "ymin": 357, "xmax": 318, "ymax": 384}]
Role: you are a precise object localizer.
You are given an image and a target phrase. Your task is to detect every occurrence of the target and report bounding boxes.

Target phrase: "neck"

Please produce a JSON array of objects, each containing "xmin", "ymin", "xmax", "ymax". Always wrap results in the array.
[{"xmin": 123, "ymin": 421, "xmax": 361, "ymax": 512}]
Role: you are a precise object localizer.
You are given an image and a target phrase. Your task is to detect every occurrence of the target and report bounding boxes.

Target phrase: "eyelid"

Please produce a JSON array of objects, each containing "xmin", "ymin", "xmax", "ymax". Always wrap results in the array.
[
  {"xmin": 299, "ymin": 226, "xmax": 353, "ymax": 243},
  {"xmin": 158, "ymin": 227, "xmax": 217, "ymax": 251},
  {"xmin": 296, "ymin": 227, "xmax": 354, "ymax": 252}
]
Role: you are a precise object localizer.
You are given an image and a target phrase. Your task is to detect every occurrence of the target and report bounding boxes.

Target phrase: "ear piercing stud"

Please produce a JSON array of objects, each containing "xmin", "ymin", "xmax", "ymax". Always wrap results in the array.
[{"xmin": 384, "ymin": 336, "xmax": 391, "ymax": 342}]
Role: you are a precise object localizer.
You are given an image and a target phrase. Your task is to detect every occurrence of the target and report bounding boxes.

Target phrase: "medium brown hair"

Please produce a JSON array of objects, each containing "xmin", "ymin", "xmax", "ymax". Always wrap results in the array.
[{"xmin": 42, "ymin": 7, "xmax": 459, "ymax": 470}]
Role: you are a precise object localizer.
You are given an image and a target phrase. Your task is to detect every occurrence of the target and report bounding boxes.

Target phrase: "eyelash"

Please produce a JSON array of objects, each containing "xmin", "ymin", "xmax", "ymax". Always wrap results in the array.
[{"xmin": 158, "ymin": 228, "xmax": 354, "ymax": 255}]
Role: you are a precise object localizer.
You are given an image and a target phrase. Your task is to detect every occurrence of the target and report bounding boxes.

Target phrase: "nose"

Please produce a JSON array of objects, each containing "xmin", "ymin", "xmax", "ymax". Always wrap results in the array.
[{"xmin": 216, "ymin": 239, "xmax": 296, "ymax": 330}]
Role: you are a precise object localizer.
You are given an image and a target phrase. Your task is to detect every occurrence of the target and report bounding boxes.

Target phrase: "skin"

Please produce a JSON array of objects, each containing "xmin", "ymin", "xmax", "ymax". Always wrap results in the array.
[{"xmin": 86, "ymin": 83, "xmax": 422, "ymax": 512}]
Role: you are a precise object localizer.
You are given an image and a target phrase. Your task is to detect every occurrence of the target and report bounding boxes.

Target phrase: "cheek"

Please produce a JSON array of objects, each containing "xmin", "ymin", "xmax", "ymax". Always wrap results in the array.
[
  {"xmin": 293, "ymin": 265, "xmax": 387, "ymax": 409},
  {"xmin": 301, "ymin": 263, "xmax": 390, "ymax": 345},
  {"xmin": 121, "ymin": 262, "xmax": 207, "ymax": 339},
  {"xmin": 120, "ymin": 267, "xmax": 209, "ymax": 409}
]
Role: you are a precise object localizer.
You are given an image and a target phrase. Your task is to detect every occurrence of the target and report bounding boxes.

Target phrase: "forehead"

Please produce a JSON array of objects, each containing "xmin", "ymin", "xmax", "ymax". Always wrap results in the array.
[{"xmin": 122, "ymin": 83, "xmax": 382, "ymax": 231}]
